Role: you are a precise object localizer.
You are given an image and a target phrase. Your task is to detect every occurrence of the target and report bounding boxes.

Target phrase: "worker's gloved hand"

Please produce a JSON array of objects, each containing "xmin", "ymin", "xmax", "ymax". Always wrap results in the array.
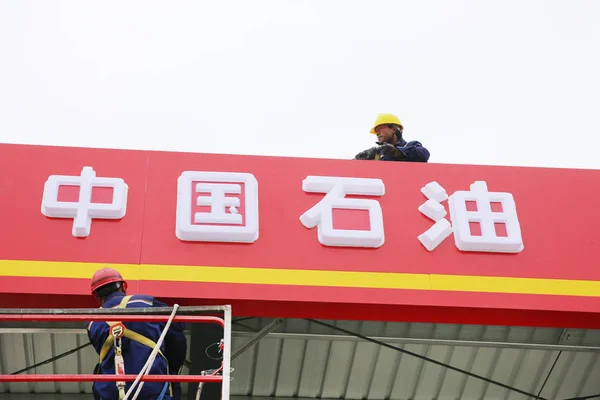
[
  {"xmin": 379, "ymin": 143, "xmax": 406, "ymax": 161},
  {"xmin": 354, "ymin": 146, "xmax": 379, "ymax": 160}
]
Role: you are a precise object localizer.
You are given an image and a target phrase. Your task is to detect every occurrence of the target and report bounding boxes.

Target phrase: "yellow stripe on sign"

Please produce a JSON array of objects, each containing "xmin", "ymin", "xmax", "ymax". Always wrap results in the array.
[
  {"xmin": 140, "ymin": 264, "xmax": 431, "ymax": 290},
  {"xmin": 0, "ymin": 260, "xmax": 140, "ymax": 281},
  {"xmin": 431, "ymin": 274, "xmax": 600, "ymax": 297},
  {"xmin": 0, "ymin": 259, "xmax": 599, "ymax": 297}
]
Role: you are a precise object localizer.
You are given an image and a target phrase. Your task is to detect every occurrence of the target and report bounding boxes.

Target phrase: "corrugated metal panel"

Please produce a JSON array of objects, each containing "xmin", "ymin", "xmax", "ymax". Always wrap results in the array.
[
  {"xmin": 228, "ymin": 319, "xmax": 600, "ymax": 399},
  {"xmin": 229, "ymin": 334, "xmax": 600, "ymax": 399},
  {"xmin": 0, "ymin": 320, "xmax": 599, "ymax": 399}
]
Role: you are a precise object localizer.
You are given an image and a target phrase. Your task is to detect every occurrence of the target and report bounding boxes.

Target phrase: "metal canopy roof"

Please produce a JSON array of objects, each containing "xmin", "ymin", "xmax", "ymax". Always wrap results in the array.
[{"xmin": 0, "ymin": 317, "xmax": 599, "ymax": 399}]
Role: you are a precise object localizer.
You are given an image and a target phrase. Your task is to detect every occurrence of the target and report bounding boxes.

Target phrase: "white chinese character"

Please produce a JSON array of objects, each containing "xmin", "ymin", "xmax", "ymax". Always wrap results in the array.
[
  {"xmin": 300, "ymin": 176, "xmax": 385, "ymax": 248},
  {"xmin": 418, "ymin": 181, "xmax": 524, "ymax": 253},
  {"xmin": 417, "ymin": 181, "xmax": 453, "ymax": 251},
  {"xmin": 41, "ymin": 166, "xmax": 128, "ymax": 237},
  {"xmin": 176, "ymin": 171, "xmax": 259, "ymax": 243}
]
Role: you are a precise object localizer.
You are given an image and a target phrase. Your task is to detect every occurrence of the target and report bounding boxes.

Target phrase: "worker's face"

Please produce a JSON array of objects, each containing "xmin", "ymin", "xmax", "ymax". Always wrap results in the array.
[{"xmin": 375, "ymin": 125, "xmax": 396, "ymax": 144}]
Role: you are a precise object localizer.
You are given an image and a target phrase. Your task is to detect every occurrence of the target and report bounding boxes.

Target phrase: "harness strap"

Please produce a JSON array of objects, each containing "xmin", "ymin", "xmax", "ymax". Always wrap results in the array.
[
  {"xmin": 98, "ymin": 295, "xmax": 174, "ymax": 398},
  {"xmin": 100, "ymin": 325, "xmax": 168, "ymax": 365}
]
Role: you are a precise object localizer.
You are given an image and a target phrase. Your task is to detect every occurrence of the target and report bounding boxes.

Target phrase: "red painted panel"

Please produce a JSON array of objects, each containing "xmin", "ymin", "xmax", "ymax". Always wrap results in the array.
[
  {"xmin": 0, "ymin": 143, "xmax": 147, "ymax": 265},
  {"xmin": 138, "ymin": 280, "xmax": 600, "ymax": 315},
  {"xmin": 140, "ymin": 150, "xmax": 599, "ymax": 279}
]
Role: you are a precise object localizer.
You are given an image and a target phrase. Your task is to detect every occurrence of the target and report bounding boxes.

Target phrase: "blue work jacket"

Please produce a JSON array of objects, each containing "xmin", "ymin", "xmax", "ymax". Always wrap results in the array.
[
  {"xmin": 380, "ymin": 138, "xmax": 430, "ymax": 162},
  {"xmin": 87, "ymin": 292, "xmax": 187, "ymax": 400}
]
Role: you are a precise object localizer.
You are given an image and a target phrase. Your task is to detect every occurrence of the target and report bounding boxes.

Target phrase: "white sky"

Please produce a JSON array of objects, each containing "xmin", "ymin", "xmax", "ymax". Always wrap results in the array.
[{"xmin": 1, "ymin": 1, "xmax": 599, "ymax": 169}]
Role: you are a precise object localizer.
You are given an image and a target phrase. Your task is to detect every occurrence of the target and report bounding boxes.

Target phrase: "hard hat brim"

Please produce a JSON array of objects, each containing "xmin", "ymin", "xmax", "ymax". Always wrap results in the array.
[
  {"xmin": 91, "ymin": 268, "xmax": 128, "ymax": 294},
  {"xmin": 370, "ymin": 123, "xmax": 403, "ymax": 134}
]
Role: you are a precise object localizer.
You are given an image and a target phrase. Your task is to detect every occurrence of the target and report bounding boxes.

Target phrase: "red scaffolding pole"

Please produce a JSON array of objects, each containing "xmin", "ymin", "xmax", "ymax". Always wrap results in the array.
[
  {"xmin": 0, "ymin": 374, "xmax": 224, "ymax": 383},
  {"xmin": 0, "ymin": 305, "xmax": 233, "ymax": 400}
]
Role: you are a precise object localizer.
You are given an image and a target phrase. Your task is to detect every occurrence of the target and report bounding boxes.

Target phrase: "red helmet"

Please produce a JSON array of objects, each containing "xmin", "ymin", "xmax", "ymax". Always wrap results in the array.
[{"xmin": 91, "ymin": 267, "xmax": 128, "ymax": 294}]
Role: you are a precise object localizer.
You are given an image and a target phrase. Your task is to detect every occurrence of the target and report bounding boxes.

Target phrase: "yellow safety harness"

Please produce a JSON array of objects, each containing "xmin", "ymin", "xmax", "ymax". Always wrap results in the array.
[{"xmin": 98, "ymin": 295, "xmax": 174, "ymax": 399}]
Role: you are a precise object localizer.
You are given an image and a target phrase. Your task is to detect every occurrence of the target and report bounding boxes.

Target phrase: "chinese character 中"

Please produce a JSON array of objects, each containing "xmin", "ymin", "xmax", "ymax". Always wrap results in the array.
[
  {"xmin": 418, "ymin": 181, "xmax": 524, "ymax": 253},
  {"xmin": 41, "ymin": 166, "xmax": 129, "ymax": 237},
  {"xmin": 300, "ymin": 176, "xmax": 386, "ymax": 248},
  {"xmin": 176, "ymin": 171, "xmax": 259, "ymax": 243}
]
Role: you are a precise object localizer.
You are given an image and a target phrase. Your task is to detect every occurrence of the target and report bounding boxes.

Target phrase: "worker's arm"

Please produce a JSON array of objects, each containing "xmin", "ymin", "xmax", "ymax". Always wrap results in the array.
[
  {"xmin": 395, "ymin": 140, "xmax": 430, "ymax": 162},
  {"xmin": 153, "ymin": 298, "xmax": 187, "ymax": 373},
  {"xmin": 87, "ymin": 321, "xmax": 110, "ymax": 356}
]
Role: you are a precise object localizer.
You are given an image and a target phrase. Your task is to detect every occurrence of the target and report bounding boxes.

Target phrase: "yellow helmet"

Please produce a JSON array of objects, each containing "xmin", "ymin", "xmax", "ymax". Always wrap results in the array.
[{"xmin": 370, "ymin": 113, "xmax": 403, "ymax": 134}]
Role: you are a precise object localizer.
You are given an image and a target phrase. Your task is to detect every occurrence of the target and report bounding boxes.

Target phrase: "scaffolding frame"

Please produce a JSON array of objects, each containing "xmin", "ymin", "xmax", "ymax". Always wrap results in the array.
[{"xmin": 0, "ymin": 305, "xmax": 232, "ymax": 400}]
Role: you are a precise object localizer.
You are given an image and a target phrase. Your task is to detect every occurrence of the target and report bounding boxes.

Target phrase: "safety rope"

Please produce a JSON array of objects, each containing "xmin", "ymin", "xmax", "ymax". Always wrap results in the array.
[{"xmin": 123, "ymin": 304, "xmax": 179, "ymax": 400}]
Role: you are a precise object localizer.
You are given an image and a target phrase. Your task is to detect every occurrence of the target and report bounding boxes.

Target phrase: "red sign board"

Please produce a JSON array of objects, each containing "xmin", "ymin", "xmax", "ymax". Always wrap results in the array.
[{"xmin": 0, "ymin": 143, "xmax": 599, "ymax": 328}]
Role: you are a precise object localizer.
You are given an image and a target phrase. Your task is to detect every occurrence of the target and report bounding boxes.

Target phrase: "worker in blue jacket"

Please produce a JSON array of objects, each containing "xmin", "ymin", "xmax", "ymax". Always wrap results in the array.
[
  {"xmin": 354, "ymin": 113, "xmax": 430, "ymax": 162},
  {"xmin": 87, "ymin": 267, "xmax": 187, "ymax": 400}
]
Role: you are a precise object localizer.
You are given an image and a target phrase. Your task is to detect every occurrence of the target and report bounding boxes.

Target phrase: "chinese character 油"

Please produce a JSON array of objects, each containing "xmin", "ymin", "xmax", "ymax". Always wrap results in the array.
[
  {"xmin": 41, "ymin": 166, "xmax": 129, "ymax": 237},
  {"xmin": 300, "ymin": 176, "xmax": 385, "ymax": 248},
  {"xmin": 418, "ymin": 180, "xmax": 524, "ymax": 253},
  {"xmin": 176, "ymin": 171, "xmax": 259, "ymax": 243}
]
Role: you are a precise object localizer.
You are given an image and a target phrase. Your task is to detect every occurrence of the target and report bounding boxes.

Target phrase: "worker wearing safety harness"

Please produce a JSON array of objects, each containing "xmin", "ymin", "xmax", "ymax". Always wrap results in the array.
[
  {"xmin": 87, "ymin": 267, "xmax": 187, "ymax": 400},
  {"xmin": 354, "ymin": 113, "xmax": 430, "ymax": 162}
]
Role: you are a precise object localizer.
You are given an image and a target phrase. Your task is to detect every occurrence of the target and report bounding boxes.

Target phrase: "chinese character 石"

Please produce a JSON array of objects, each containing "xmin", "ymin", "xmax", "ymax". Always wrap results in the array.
[
  {"xmin": 300, "ymin": 176, "xmax": 386, "ymax": 248},
  {"xmin": 41, "ymin": 166, "xmax": 129, "ymax": 237},
  {"xmin": 418, "ymin": 180, "xmax": 524, "ymax": 253},
  {"xmin": 176, "ymin": 171, "xmax": 259, "ymax": 243}
]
